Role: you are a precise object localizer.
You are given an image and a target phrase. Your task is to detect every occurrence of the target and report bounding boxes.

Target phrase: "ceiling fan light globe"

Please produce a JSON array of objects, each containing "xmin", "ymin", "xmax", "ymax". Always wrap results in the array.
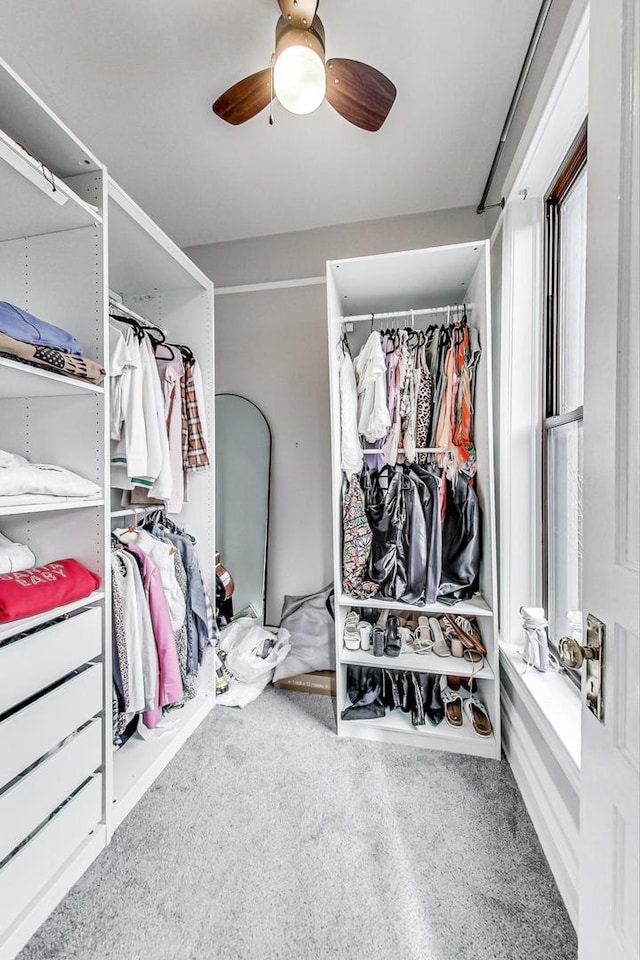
[{"xmin": 273, "ymin": 45, "xmax": 326, "ymax": 115}]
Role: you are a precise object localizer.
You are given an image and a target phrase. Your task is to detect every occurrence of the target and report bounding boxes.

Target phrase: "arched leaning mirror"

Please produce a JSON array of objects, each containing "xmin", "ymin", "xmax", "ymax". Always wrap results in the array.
[{"xmin": 215, "ymin": 394, "xmax": 271, "ymax": 623}]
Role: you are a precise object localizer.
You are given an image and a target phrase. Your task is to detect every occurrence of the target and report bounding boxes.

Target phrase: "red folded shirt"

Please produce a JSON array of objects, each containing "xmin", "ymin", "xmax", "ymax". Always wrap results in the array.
[{"xmin": 0, "ymin": 558, "xmax": 101, "ymax": 622}]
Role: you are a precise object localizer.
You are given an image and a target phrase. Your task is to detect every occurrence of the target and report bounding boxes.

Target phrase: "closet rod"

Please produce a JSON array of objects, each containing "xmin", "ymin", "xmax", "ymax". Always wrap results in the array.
[
  {"xmin": 339, "ymin": 303, "xmax": 472, "ymax": 324},
  {"xmin": 362, "ymin": 447, "xmax": 445, "ymax": 455},
  {"xmin": 108, "ymin": 297, "xmax": 162, "ymax": 331}
]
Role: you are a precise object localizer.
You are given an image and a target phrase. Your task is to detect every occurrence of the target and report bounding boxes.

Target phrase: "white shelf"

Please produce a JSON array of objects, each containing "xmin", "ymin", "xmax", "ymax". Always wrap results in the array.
[
  {"xmin": 0, "ymin": 132, "xmax": 102, "ymax": 243},
  {"xmin": 339, "ymin": 696, "xmax": 498, "ymax": 758},
  {"xmin": 111, "ymin": 691, "xmax": 215, "ymax": 832},
  {"xmin": 338, "ymin": 593, "xmax": 493, "ymax": 617},
  {"xmin": 0, "ymin": 590, "xmax": 105, "ymax": 644},
  {"xmin": 0, "ymin": 357, "xmax": 104, "ymax": 399},
  {"xmin": 340, "ymin": 645, "xmax": 495, "ymax": 680},
  {"xmin": 0, "ymin": 498, "xmax": 104, "ymax": 517}
]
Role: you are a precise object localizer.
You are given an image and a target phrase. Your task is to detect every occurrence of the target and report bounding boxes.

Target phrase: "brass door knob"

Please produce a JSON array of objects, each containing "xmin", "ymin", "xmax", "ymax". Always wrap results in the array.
[{"xmin": 558, "ymin": 635, "xmax": 596, "ymax": 670}]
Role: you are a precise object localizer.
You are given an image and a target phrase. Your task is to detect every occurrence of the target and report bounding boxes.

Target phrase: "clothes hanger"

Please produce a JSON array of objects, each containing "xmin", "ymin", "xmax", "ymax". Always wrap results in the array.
[
  {"xmin": 109, "ymin": 312, "xmax": 145, "ymax": 341},
  {"xmin": 154, "ymin": 340, "xmax": 176, "ymax": 360}
]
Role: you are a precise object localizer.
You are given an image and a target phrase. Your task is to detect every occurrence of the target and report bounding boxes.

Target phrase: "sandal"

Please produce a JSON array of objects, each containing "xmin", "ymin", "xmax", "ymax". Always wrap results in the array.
[
  {"xmin": 413, "ymin": 616, "xmax": 434, "ymax": 654},
  {"xmin": 343, "ymin": 611, "xmax": 360, "ymax": 651},
  {"xmin": 398, "ymin": 625, "xmax": 413, "ymax": 652},
  {"xmin": 448, "ymin": 615, "xmax": 486, "ymax": 656},
  {"xmin": 385, "ymin": 615, "xmax": 401, "ymax": 658},
  {"xmin": 439, "ymin": 616, "xmax": 464, "ymax": 658},
  {"xmin": 442, "ymin": 689, "xmax": 464, "ymax": 727},
  {"xmin": 465, "ymin": 695, "xmax": 493, "ymax": 737},
  {"xmin": 429, "ymin": 617, "xmax": 450, "ymax": 657}
]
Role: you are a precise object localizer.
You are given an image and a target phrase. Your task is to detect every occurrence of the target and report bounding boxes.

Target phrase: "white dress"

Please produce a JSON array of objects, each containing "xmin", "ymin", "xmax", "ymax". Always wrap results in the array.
[{"xmin": 353, "ymin": 332, "xmax": 390, "ymax": 443}]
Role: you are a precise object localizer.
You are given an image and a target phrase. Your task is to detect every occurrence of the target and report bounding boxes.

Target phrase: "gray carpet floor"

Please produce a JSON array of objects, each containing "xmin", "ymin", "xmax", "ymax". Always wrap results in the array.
[{"xmin": 19, "ymin": 687, "xmax": 577, "ymax": 960}]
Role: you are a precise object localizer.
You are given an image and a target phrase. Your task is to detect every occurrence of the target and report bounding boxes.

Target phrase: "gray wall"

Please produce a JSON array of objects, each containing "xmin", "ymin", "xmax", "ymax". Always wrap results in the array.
[{"xmin": 187, "ymin": 205, "xmax": 488, "ymax": 623}]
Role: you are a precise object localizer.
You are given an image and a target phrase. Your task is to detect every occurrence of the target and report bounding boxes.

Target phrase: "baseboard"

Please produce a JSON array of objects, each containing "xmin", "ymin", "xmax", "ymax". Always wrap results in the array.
[{"xmin": 501, "ymin": 686, "xmax": 579, "ymax": 929}]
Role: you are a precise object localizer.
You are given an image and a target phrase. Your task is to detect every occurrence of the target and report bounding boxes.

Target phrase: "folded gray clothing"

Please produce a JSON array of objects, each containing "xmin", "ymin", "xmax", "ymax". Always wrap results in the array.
[{"xmin": 0, "ymin": 531, "xmax": 35, "ymax": 574}]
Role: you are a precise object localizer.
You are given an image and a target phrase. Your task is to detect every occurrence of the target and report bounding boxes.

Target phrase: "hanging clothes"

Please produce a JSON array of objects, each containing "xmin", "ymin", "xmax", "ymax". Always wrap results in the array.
[
  {"xmin": 338, "ymin": 345, "xmax": 363, "ymax": 477},
  {"xmin": 353, "ymin": 332, "xmax": 390, "ymax": 443},
  {"xmin": 340, "ymin": 309, "xmax": 483, "ymax": 606}
]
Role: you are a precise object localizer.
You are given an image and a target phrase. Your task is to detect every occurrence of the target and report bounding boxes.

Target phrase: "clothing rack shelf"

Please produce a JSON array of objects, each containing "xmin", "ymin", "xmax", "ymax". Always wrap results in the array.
[
  {"xmin": 0, "ymin": 357, "xmax": 105, "ymax": 399},
  {"xmin": 339, "ymin": 696, "xmax": 498, "ymax": 759},
  {"xmin": 0, "ymin": 57, "xmax": 215, "ymax": 960},
  {"xmin": 327, "ymin": 242, "xmax": 500, "ymax": 760},
  {"xmin": 0, "ymin": 591, "xmax": 105, "ymax": 645},
  {"xmin": 340, "ymin": 646, "xmax": 495, "ymax": 680},
  {"xmin": 0, "ymin": 499, "xmax": 105, "ymax": 518},
  {"xmin": 338, "ymin": 593, "xmax": 494, "ymax": 617}
]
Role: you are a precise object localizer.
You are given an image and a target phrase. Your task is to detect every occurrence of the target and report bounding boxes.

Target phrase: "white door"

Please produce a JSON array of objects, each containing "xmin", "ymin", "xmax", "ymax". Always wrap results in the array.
[{"xmin": 580, "ymin": 0, "xmax": 640, "ymax": 957}]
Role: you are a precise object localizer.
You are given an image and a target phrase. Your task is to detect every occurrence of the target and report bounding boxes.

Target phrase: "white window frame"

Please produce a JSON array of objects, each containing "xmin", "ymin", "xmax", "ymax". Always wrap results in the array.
[{"xmin": 495, "ymin": 3, "xmax": 589, "ymax": 764}]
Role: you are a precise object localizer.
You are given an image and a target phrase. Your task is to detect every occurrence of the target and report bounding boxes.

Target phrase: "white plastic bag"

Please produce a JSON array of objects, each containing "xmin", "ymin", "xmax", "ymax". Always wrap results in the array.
[{"xmin": 217, "ymin": 619, "xmax": 290, "ymax": 708}]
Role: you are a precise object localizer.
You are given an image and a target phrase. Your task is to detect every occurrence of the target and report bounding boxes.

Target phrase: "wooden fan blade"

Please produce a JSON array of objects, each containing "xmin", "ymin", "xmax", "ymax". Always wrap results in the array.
[
  {"xmin": 212, "ymin": 69, "xmax": 273, "ymax": 125},
  {"xmin": 278, "ymin": 0, "xmax": 319, "ymax": 29},
  {"xmin": 325, "ymin": 59, "xmax": 396, "ymax": 132}
]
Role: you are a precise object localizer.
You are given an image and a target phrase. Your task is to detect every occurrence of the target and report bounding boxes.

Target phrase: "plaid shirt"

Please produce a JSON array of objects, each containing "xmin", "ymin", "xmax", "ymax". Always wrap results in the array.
[{"xmin": 181, "ymin": 360, "xmax": 210, "ymax": 471}]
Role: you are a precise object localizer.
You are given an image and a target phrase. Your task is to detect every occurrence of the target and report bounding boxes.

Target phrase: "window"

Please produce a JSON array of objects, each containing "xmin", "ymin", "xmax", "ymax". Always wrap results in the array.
[{"xmin": 543, "ymin": 126, "xmax": 587, "ymax": 668}]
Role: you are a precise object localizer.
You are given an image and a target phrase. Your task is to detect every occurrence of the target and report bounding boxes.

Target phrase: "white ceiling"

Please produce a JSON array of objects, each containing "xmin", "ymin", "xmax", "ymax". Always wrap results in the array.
[{"xmin": 0, "ymin": 0, "xmax": 541, "ymax": 248}]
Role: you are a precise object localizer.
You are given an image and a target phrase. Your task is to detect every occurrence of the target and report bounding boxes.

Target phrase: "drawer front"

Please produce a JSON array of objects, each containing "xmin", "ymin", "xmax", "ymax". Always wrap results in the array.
[
  {"xmin": 0, "ymin": 664, "xmax": 102, "ymax": 788},
  {"xmin": 0, "ymin": 776, "xmax": 101, "ymax": 929},
  {"xmin": 0, "ymin": 718, "xmax": 102, "ymax": 862},
  {"xmin": 0, "ymin": 606, "xmax": 102, "ymax": 714}
]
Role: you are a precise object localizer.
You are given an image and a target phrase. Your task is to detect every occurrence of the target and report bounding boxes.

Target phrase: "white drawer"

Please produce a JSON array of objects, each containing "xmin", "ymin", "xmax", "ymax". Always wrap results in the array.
[
  {"xmin": 0, "ymin": 663, "xmax": 102, "ymax": 788},
  {"xmin": 0, "ymin": 605, "xmax": 102, "ymax": 714},
  {"xmin": 0, "ymin": 775, "xmax": 101, "ymax": 929},
  {"xmin": 0, "ymin": 718, "xmax": 102, "ymax": 862}
]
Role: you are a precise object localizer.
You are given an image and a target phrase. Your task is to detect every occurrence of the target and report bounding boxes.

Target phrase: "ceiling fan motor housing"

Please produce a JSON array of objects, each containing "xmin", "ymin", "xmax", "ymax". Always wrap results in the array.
[{"xmin": 275, "ymin": 15, "xmax": 325, "ymax": 63}]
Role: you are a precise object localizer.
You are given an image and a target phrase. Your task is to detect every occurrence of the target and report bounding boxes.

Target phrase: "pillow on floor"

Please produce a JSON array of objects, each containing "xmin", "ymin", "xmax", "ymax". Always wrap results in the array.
[{"xmin": 273, "ymin": 587, "xmax": 335, "ymax": 682}]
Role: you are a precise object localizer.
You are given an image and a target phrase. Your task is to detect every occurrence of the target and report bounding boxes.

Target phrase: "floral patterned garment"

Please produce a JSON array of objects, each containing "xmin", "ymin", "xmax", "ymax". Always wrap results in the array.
[{"xmin": 342, "ymin": 475, "xmax": 378, "ymax": 599}]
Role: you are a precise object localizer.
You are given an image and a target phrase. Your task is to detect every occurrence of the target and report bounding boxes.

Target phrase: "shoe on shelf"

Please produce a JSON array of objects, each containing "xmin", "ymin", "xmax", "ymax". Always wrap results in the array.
[
  {"xmin": 442, "ymin": 689, "xmax": 464, "ymax": 727},
  {"xmin": 385, "ymin": 615, "xmax": 401, "ymax": 658},
  {"xmin": 429, "ymin": 617, "xmax": 450, "ymax": 657},
  {"xmin": 465, "ymin": 695, "xmax": 493, "ymax": 737},
  {"xmin": 439, "ymin": 616, "xmax": 464, "ymax": 658},
  {"xmin": 398, "ymin": 625, "xmax": 413, "ymax": 653},
  {"xmin": 372, "ymin": 624, "xmax": 385, "ymax": 657},
  {"xmin": 343, "ymin": 611, "xmax": 361, "ymax": 651},
  {"xmin": 359, "ymin": 621, "xmax": 372, "ymax": 651},
  {"xmin": 360, "ymin": 607, "xmax": 376, "ymax": 625},
  {"xmin": 447, "ymin": 674, "xmax": 461, "ymax": 691},
  {"xmin": 376, "ymin": 608, "xmax": 390, "ymax": 628},
  {"xmin": 459, "ymin": 676, "xmax": 477, "ymax": 695},
  {"xmin": 413, "ymin": 616, "xmax": 434, "ymax": 654},
  {"xmin": 448, "ymin": 615, "xmax": 486, "ymax": 656}
]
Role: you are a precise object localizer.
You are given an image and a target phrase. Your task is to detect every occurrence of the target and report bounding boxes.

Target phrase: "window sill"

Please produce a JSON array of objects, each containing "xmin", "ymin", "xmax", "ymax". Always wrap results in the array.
[{"xmin": 500, "ymin": 642, "xmax": 581, "ymax": 789}]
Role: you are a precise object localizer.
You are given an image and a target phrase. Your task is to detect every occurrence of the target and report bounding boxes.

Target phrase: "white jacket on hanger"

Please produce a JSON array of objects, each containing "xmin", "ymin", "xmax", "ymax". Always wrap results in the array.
[{"xmin": 354, "ymin": 332, "xmax": 390, "ymax": 443}]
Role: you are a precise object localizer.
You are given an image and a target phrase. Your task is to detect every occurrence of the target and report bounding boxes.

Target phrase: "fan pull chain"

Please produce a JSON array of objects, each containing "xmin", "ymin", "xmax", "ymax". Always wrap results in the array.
[{"xmin": 269, "ymin": 52, "xmax": 275, "ymax": 125}]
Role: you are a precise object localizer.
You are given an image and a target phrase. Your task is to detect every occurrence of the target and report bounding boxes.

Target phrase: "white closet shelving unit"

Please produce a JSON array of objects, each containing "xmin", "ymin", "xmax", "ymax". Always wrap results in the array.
[
  {"xmin": 0, "ymin": 58, "xmax": 215, "ymax": 960},
  {"xmin": 327, "ymin": 242, "xmax": 500, "ymax": 760},
  {"xmin": 104, "ymin": 177, "xmax": 215, "ymax": 834}
]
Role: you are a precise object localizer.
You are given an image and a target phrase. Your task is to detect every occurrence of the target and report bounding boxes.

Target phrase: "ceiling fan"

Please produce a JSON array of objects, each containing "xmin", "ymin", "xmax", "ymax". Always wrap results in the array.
[{"xmin": 212, "ymin": 0, "xmax": 396, "ymax": 132}]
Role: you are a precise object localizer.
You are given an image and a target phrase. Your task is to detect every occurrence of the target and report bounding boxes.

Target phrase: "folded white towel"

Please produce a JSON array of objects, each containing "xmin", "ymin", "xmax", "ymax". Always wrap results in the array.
[
  {"xmin": 0, "ymin": 531, "xmax": 35, "ymax": 574},
  {"xmin": 0, "ymin": 449, "xmax": 101, "ymax": 499}
]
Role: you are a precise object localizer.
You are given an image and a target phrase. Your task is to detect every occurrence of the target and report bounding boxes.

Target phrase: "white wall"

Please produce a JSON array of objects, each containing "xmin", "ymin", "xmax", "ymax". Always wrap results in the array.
[{"xmin": 187, "ymin": 206, "xmax": 487, "ymax": 622}]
